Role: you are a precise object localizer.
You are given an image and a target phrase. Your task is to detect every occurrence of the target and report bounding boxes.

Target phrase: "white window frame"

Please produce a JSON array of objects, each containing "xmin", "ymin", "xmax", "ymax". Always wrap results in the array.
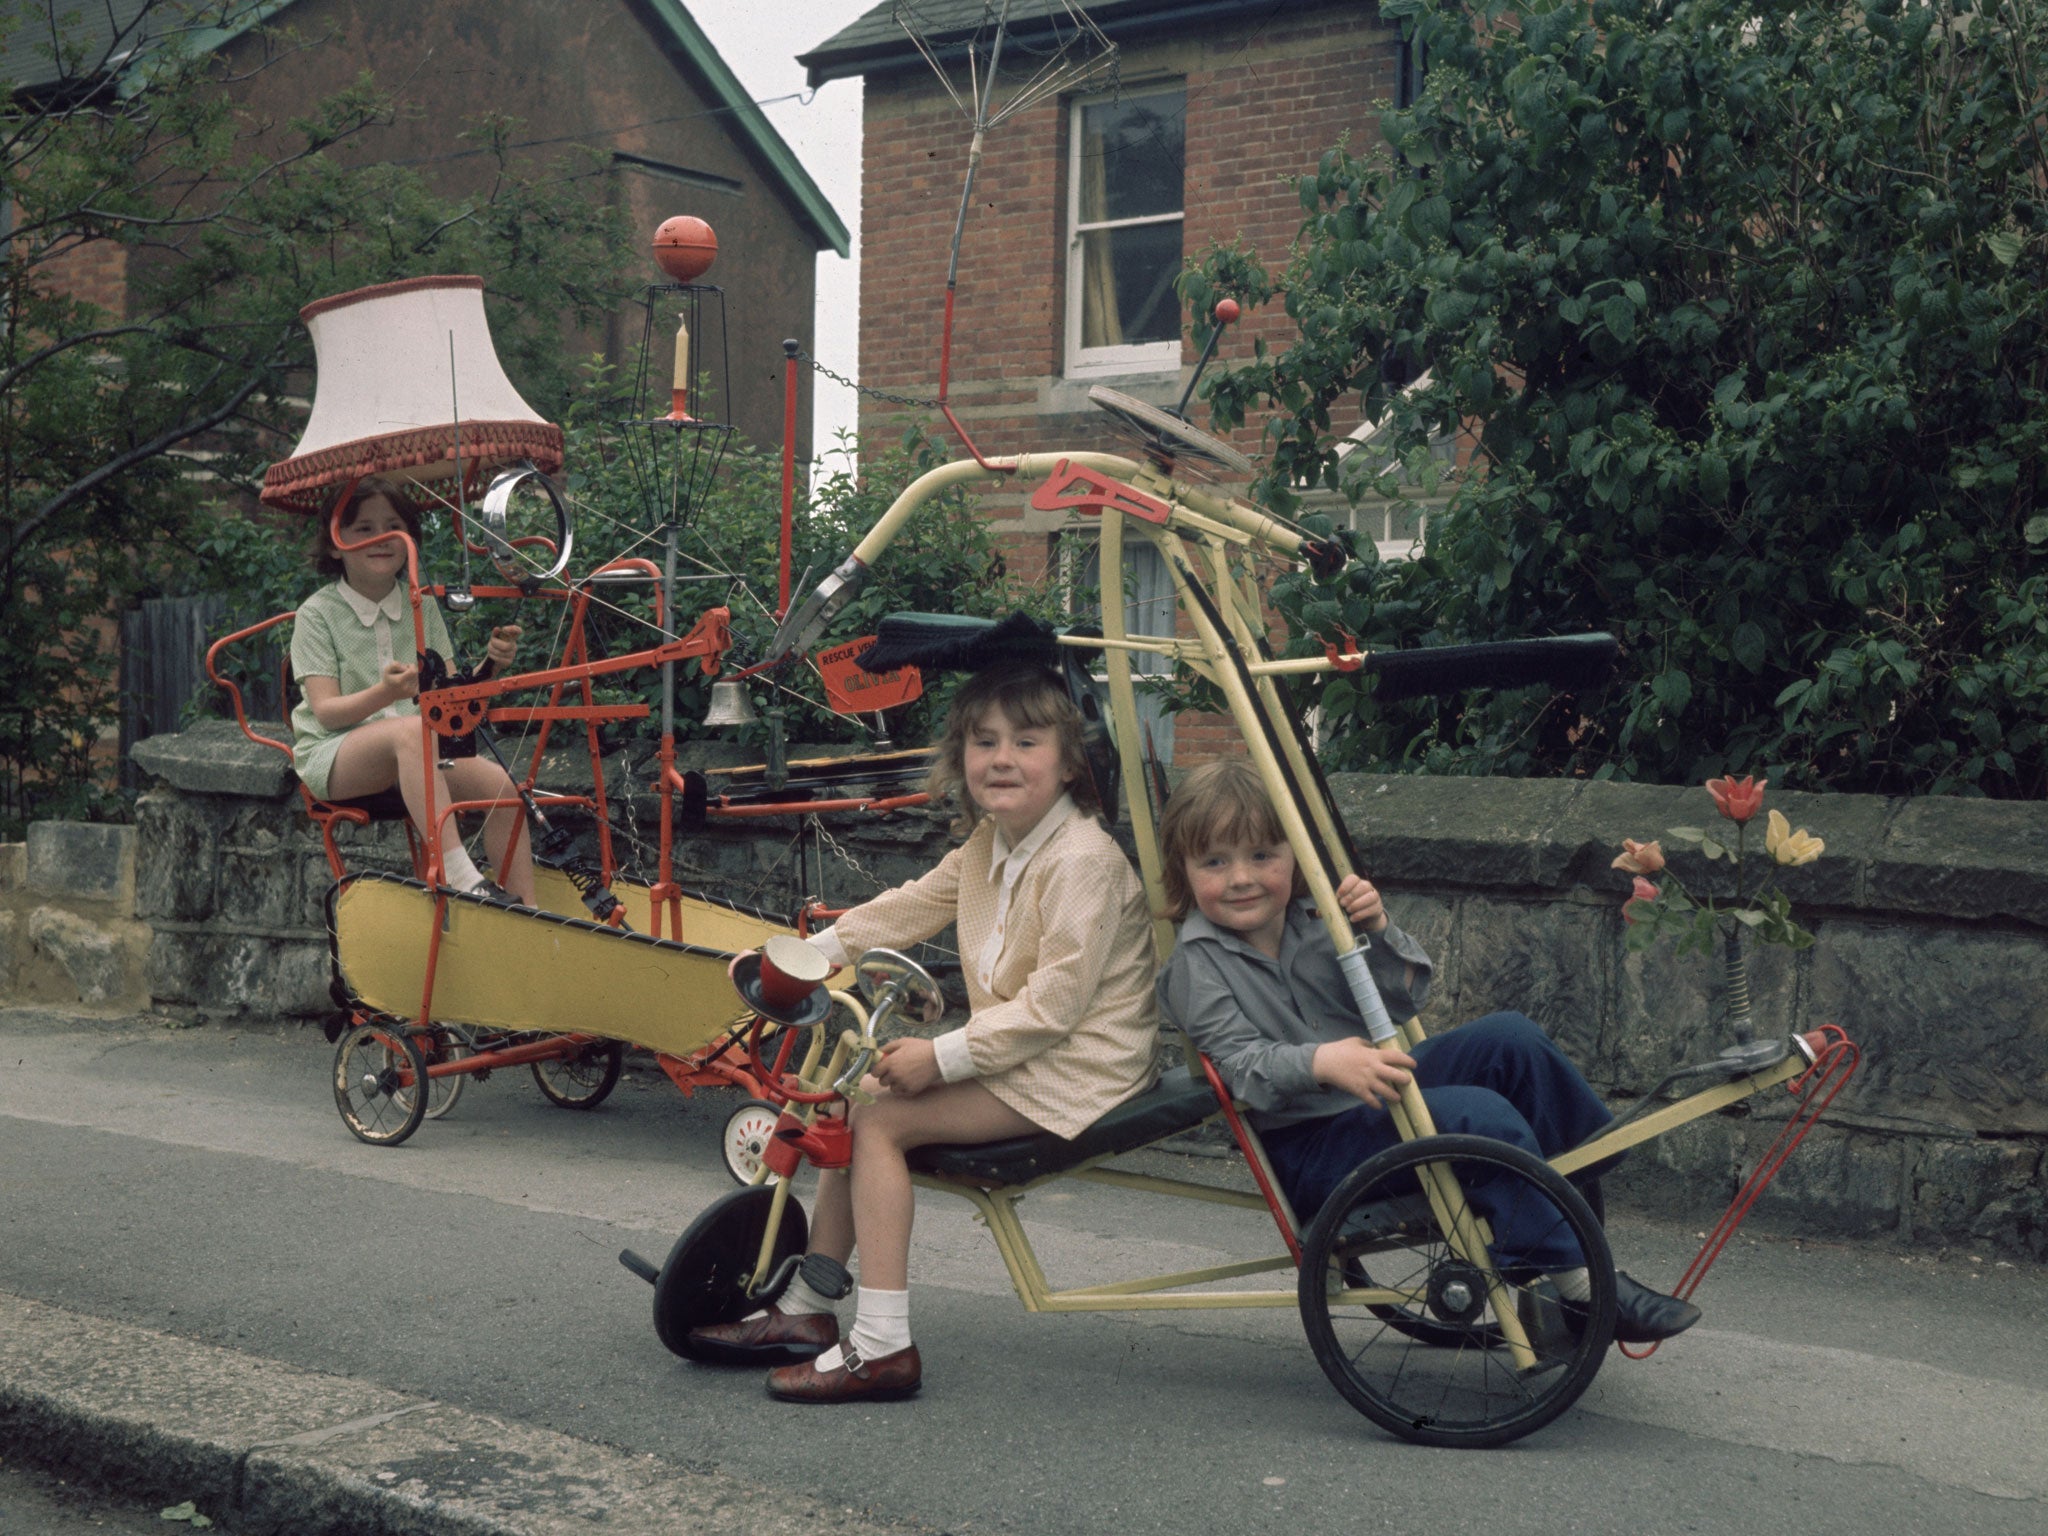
[
  {"xmin": 1064, "ymin": 82, "xmax": 1186, "ymax": 380},
  {"xmin": 1056, "ymin": 528, "xmax": 1178, "ymax": 761}
]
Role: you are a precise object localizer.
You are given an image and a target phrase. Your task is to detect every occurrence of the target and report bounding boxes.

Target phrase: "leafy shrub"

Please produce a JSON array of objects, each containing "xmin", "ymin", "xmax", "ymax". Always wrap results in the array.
[{"xmin": 1190, "ymin": 0, "xmax": 2048, "ymax": 796}]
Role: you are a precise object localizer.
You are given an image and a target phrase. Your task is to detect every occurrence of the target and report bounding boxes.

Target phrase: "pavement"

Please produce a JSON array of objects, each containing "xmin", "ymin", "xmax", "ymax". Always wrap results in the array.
[
  {"xmin": 0, "ymin": 1288, "xmax": 915, "ymax": 1535},
  {"xmin": 2, "ymin": 1004, "xmax": 2046, "ymax": 1536}
]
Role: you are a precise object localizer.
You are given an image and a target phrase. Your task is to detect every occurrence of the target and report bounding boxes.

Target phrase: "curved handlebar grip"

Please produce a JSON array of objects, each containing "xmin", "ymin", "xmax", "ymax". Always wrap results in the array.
[{"xmin": 832, "ymin": 1046, "xmax": 876, "ymax": 1098}]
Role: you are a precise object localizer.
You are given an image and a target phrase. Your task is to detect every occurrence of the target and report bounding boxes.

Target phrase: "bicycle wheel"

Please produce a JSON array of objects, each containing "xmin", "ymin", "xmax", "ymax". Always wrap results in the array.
[
  {"xmin": 531, "ymin": 1038, "xmax": 624, "ymax": 1109},
  {"xmin": 1297, "ymin": 1133, "xmax": 1616, "ymax": 1448},
  {"xmin": 333, "ymin": 1022, "xmax": 429, "ymax": 1147},
  {"xmin": 652, "ymin": 1187, "xmax": 810, "ymax": 1359},
  {"xmin": 404, "ymin": 1025, "xmax": 474, "ymax": 1121},
  {"xmin": 721, "ymin": 1098, "xmax": 784, "ymax": 1185}
]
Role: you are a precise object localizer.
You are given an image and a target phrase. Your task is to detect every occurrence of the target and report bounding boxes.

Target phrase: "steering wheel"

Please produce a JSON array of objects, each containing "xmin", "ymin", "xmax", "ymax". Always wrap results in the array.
[
  {"xmin": 1087, "ymin": 385, "xmax": 1255, "ymax": 478},
  {"xmin": 856, "ymin": 948, "xmax": 946, "ymax": 1029}
]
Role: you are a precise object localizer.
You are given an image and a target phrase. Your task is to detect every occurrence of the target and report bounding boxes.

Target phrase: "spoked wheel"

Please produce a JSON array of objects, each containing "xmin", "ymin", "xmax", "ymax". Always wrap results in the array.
[
  {"xmin": 531, "ymin": 1037, "xmax": 624, "ymax": 1109},
  {"xmin": 722, "ymin": 1098, "xmax": 784, "ymax": 1186},
  {"xmin": 1298, "ymin": 1133, "xmax": 1616, "ymax": 1448},
  {"xmin": 407, "ymin": 1025, "xmax": 475, "ymax": 1121},
  {"xmin": 646, "ymin": 1186, "xmax": 810, "ymax": 1359},
  {"xmin": 333, "ymin": 1022, "xmax": 430, "ymax": 1147}
]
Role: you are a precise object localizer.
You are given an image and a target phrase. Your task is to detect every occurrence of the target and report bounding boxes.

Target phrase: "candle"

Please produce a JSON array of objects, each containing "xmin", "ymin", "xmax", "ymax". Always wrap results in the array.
[{"xmin": 670, "ymin": 315, "xmax": 691, "ymax": 419}]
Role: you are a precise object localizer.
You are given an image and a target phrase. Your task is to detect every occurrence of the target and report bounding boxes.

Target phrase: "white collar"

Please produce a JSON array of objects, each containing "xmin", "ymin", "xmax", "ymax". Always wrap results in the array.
[
  {"xmin": 987, "ymin": 793, "xmax": 1076, "ymax": 882},
  {"xmin": 337, "ymin": 579, "xmax": 409, "ymax": 627}
]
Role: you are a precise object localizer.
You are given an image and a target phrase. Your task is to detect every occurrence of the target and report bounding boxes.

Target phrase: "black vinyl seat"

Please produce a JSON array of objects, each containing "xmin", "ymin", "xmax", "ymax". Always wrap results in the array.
[
  {"xmin": 322, "ymin": 786, "xmax": 413, "ymax": 821},
  {"xmin": 906, "ymin": 1066, "xmax": 1221, "ymax": 1187}
]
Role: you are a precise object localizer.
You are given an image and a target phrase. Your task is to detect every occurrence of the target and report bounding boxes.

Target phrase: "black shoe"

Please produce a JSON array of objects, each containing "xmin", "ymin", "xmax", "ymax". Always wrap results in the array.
[
  {"xmin": 1586, "ymin": 1272, "xmax": 1700, "ymax": 1344},
  {"xmin": 470, "ymin": 879, "xmax": 534, "ymax": 911},
  {"xmin": 1525, "ymin": 1272, "xmax": 1701, "ymax": 1347}
]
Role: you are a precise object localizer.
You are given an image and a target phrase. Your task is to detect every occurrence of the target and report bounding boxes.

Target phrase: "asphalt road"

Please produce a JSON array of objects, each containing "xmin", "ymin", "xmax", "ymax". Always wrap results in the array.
[{"xmin": 2, "ymin": 1007, "xmax": 2044, "ymax": 1536}]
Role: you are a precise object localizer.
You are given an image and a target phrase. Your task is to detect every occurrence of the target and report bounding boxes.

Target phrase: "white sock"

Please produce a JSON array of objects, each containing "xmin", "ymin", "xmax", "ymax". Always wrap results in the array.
[
  {"xmin": 441, "ymin": 846, "xmax": 486, "ymax": 891},
  {"xmin": 776, "ymin": 1272, "xmax": 839, "ymax": 1318},
  {"xmin": 847, "ymin": 1285, "xmax": 911, "ymax": 1357},
  {"xmin": 810, "ymin": 1285, "xmax": 910, "ymax": 1372},
  {"xmin": 1547, "ymin": 1267, "xmax": 1592, "ymax": 1302}
]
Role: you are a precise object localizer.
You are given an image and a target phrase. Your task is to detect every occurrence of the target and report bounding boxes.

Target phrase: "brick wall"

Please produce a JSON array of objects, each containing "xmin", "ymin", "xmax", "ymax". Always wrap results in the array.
[
  {"xmin": 37, "ymin": 237, "xmax": 129, "ymax": 317},
  {"xmin": 853, "ymin": 2, "xmax": 1396, "ymax": 763}
]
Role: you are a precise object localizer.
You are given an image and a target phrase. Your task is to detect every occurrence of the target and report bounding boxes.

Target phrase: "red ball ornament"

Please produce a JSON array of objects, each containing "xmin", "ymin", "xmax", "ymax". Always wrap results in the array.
[
  {"xmin": 1213, "ymin": 298, "xmax": 1241, "ymax": 324},
  {"xmin": 653, "ymin": 216, "xmax": 718, "ymax": 282}
]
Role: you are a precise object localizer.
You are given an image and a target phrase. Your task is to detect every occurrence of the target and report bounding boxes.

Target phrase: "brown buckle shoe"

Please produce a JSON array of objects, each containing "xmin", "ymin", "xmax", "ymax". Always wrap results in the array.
[
  {"xmin": 684, "ymin": 1306, "xmax": 839, "ymax": 1365},
  {"xmin": 766, "ymin": 1342, "xmax": 922, "ymax": 1403}
]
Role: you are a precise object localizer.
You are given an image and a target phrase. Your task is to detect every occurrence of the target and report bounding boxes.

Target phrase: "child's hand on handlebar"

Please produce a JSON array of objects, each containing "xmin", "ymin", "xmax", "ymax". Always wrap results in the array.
[
  {"xmin": 1335, "ymin": 873, "xmax": 1390, "ymax": 934},
  {"xmin": 379, "ymin": 659, "xmax": 420, "ymax": 702},
  {"xmin": 872, "ymin": 1036, "xmax": 942, "ymax": 1096},
  {"xmin": 1312, "ymin": 1036, "xmax": 1415, "ymax": 1111},
  {"xmin": 485, "ymin": 624, "xmax": 522, "ymax": 670}
]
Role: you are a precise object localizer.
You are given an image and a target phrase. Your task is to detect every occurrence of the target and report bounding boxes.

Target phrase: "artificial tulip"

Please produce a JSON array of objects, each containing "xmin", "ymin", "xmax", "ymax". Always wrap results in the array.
[
  {"xmin": 1623, "ymin": 875, "xmax": 1660, "ymax": 922},
  {"xmin": 1765, "ymin": 808, "xmax": 1824, "ymax": 866},
  {"xmin": 1705, "ymin": 774, "xmax": 1765, "ymax": 823},
  {"xmin": 1612, "ymin": 838, "xmax": 1665, "ymax": 875}
]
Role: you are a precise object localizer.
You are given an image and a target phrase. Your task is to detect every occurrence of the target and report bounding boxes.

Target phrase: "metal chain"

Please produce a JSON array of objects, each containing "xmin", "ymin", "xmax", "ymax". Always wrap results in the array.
[
  {"xmin": 808, "ymin": 815, "xmax": 958, "ymax": 961},
  {"xmin": 797, "ymin": 349, "xmax": 939, "ymax": 412}
]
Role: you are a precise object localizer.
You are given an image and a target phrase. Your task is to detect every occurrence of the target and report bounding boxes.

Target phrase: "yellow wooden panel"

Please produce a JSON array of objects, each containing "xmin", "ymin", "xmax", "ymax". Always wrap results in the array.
[{"xmin": 335, "ymin": 876, "xmax": 794, "ymax": 1057}]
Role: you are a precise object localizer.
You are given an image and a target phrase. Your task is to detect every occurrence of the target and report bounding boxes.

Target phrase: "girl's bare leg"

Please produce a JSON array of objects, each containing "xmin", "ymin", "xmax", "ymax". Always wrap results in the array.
[
  {"xmin": 815, "ymin": 1082, "xmax": 1034, "ymax": 1291},
  {"xmin": 325, "ymin": 718, "xmax": 525, "ymax": 894},
  {"xmin": 446, "ymin": 758, "xmax": 533, "ymax": 903}
]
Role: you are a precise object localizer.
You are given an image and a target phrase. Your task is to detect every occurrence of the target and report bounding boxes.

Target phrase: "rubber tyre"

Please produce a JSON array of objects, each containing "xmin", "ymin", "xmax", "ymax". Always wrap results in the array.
[
  {"xmin": 652, "ymin": 1187, "xmax": 809, "ymax": 1359},
  {"xmin": 1297, "ymin": 1133, "xmax": 1616, "ymax": 1448},
  {"xmin": 531, "ymin": 1038, "xmax": 624, "ymax": 1109},
  {"xmin": 409, "ymin": 1025, "xmax": 473, "ymax": 1121},
  {"xmin": 722, "ymin": 1098, "xmax": 784, "ymax": 1186},
  {"xmin": 333, "ymin": 1022, "xmax": 430, "ymax": 1147}
]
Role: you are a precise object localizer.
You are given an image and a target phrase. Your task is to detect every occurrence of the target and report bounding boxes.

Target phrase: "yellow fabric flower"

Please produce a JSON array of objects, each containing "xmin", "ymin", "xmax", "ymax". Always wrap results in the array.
[{"xmin": 1765, "ymin": 808, "xmax": 1824, "ymax": 866}]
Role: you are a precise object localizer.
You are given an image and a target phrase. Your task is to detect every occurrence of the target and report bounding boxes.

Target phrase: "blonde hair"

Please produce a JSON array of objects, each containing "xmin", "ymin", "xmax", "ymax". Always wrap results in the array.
[
  {"xmin": 927, "ymin": 661, "xmax": 1097, "ymax": 837},
  {"xmin": 1158, "ymin": 758, "xmax": 1307, "ymax": 920}
]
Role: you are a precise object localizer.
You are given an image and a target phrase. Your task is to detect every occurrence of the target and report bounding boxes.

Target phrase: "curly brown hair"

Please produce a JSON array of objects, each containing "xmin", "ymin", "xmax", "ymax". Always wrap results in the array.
[
  {"xmin": 1158, "ymin": 758, "xmax": 1308, "ymax": 920},
  {"xmin": 926, "ymin": 661, "xmax": 1097, "ymax": 838},
  {"xmin": 311, "ymin": 482, "xmax": 423, "ymax": 578}
]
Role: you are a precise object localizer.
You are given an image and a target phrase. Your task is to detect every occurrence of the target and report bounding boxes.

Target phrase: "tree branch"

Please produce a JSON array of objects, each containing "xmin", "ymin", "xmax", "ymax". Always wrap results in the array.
[{"xmin": 3, "ymin": 354, "xmax": 275, "ymax": 563}]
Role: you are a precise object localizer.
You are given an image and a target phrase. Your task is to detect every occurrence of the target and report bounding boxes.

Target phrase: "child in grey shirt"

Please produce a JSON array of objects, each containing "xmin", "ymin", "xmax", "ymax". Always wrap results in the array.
[{"xmin": 1155, "ymin": 759, "xmax": 1698, "ymax": 1345}]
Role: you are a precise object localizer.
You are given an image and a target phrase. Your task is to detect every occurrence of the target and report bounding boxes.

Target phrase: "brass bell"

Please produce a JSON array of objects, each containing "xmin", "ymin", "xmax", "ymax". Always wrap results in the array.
[{"xmin": 703, "ymin": 677, "xmax": 760, "ymax": 728}]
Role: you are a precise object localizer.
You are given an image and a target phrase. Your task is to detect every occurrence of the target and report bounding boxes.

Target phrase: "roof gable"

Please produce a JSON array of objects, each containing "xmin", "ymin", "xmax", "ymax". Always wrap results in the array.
[
  {"xmin": 1, "ymin": 0, "xmax": 849, "ymax": 257},
  {"xmin": 801, "ymin": 0, "xmax": 1328, "ymax": 87},
  {"xmin": 635, "ymin": 0, "xmax": 849, "ymax": 257}
]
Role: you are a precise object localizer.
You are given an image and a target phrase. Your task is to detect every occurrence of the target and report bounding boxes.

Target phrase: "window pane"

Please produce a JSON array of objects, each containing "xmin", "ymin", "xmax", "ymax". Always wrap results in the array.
[
  {"xmin": 1078, "ymin": 93, "xmax": 1185, "ymax": 223},
  {"xmin": 1078, "ymin": 222, "xmax": 1184, "ymax": 347}
]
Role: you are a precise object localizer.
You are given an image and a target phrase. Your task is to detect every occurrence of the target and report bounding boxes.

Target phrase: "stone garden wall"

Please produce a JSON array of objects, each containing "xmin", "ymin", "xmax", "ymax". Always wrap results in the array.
[{"xmin": 85, "ymin": 721, "xmax": 2048, "ymax": 1258}]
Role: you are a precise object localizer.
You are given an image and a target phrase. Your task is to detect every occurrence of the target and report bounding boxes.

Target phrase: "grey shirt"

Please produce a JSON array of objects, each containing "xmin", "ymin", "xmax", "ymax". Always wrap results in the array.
[{"xmin": 1158, "ymin": 899, "xmax": 1434, "ymax": 1132}]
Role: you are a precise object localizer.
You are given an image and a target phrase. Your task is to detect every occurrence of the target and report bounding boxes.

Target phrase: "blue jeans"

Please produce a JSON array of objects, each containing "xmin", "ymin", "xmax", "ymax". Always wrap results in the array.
[{"xmin": 1262, "ymin": 1013, "xmax": 1613, "ymax": 1272}]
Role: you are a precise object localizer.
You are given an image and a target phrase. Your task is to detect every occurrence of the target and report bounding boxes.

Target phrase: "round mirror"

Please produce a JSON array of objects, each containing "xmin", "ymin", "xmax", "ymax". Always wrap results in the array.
[{"xmin": 476, "ymin": 463, "xmax": 574, "ymax": 585}]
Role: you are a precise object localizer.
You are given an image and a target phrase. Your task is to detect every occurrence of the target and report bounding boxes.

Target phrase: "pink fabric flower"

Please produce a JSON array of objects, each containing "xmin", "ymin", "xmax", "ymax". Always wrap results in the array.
[
  {"xmin": 1623, "ymin": 875, "xmax": 1660, "ymax": 924},
  {"xmin": 1705, "ymin": 774, "xmax": 1765, "ymax": 823},
  {"xmin": 1611, "ymin": 838, "xmax": 1666, "ymax": 875}
]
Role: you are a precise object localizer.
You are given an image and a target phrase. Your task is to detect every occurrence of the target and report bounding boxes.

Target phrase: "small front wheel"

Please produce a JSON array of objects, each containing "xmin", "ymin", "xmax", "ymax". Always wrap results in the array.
[
  {"xmin": 334, "ymin": 1022, "xmax": 429, "ymax": 1147},
  {"xmin": 410, "ymin": 1025, "xmax": 475, "ymax": 1121},
  {"xmin": 1297, "ymin": 1133, "xmax": 1616, "ymax": 1449},
  {"xmin": 651, "ymin": 1186, "xmax": 810, "ymax": 1359},
  {"xmin": 722, "ymin": 1098, "xmax": 784, "ymax": 1185},
  {"xmin": 531, "ymin": 1037, "xmax": 624, "ymax": 1109}
]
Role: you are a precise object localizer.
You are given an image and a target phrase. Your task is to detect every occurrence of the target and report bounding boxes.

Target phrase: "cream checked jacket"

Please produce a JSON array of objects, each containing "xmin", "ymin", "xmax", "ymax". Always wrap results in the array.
[{"xmin": 829, "ymin": 807, "xmax": 1160, "ymax": 1139}]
